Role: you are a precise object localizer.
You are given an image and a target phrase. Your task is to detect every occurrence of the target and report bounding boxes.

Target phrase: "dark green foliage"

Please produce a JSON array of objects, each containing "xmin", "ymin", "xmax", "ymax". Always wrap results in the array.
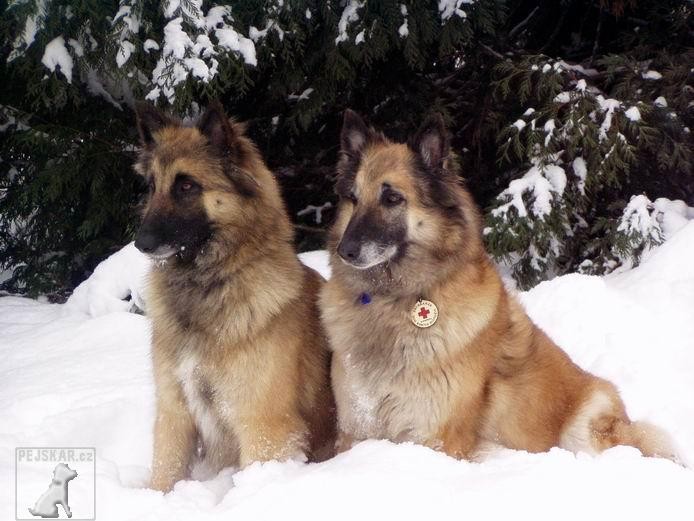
[
  {"xmin": 0, "ymin": 102, "xmax": 142, "ymax": 297},
  {"xmin": 1, "ymin": 0, "xmax": 692, "ymax": 296},
  {"xmin": 484, "ymin": 48, "xmax": 693, "ymax": 288}
]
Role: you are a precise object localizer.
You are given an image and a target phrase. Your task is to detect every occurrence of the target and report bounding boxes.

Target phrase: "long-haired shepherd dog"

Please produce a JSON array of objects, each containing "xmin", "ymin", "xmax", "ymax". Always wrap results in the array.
[
  {"xmin": 133, "ymin": 102, "xmax": 335, "ymax": 491},
  {"xmin": 320, "ymin": 109, "xmax": 676, "ymax": 462}
]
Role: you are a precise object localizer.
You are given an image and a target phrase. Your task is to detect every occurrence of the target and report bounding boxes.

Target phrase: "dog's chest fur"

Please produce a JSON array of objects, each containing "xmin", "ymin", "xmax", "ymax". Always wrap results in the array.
[
  {"xmin": 175, "ymin": 349, "xmax": 229, "ymax": 449},
  {"xmin": 151, "ymin": 261, "xmax": 289, "ymax": 458},
  {"xmin": 325, "ymin": 294, "xmax": 463, "ymax": 443}
]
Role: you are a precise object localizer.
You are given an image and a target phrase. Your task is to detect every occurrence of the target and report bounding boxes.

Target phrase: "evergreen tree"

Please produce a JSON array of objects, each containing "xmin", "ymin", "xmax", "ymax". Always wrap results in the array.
[{"xmin": 1, "ymin": 0, "xmax": 692, "ymax": 297}]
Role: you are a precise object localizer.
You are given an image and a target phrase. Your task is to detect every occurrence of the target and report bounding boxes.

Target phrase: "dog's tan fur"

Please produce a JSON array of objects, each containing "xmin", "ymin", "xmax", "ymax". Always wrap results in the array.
[
  {"xmin": 135, "ymin": 103, "xmax": 335, "ymax": 492},
  {"xmin": 321, "ymin": 112, "xmax": 674, "ymax": 462}
]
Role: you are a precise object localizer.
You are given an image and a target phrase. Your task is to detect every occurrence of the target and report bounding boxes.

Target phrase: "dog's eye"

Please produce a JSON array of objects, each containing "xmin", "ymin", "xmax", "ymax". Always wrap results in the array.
[
  {"xmin": 174, "ymin": 175, "xmax": 200, "ymax": 196},
  {"xmin": 382, "ymin": 191, "xmax": 404, "ymax": 207}
]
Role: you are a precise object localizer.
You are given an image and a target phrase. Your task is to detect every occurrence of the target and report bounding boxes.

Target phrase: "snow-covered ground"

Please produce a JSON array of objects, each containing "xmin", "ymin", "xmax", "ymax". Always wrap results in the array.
[{"xmin": 2, "ymin": 224, "xmax": 694, "ymax": 520}]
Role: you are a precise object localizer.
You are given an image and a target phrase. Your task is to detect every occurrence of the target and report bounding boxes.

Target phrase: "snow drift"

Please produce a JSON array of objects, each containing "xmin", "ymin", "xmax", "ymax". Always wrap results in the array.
[{"xmin": 2, "ymin": 224, "xmax": 694, "ymax": 520}]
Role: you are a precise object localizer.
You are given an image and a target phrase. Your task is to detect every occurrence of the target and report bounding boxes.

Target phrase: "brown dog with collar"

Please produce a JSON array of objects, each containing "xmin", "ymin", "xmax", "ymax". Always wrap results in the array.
[{"xmin": 320, "ymin": 109, "xmax": 675, "ymax": 461}]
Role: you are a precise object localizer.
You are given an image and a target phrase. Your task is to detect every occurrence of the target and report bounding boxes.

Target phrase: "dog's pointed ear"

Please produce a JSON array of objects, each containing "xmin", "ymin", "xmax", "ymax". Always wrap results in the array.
[
  {"xmin": 197, "ymin": 101, "xmax": 238, "ymax": 155},
  {"xmin": 135, "ymin": 101, "xmax": 174, "ymax": 146},
  {"xmin": 411, "ymin": 113, "xmax": 449, "ymax": 170},
  {"xmin": 198, "ymin": 102, "xmax": 258, "ymax": 196},
  {"xmin": 341, "ymin": 109, "xmax": 372, "ymax": 157}
]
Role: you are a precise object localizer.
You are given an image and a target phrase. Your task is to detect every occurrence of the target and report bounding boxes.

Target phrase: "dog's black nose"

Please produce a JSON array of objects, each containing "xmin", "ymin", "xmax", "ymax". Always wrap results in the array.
[
  {"xmin": 134, "ymin": 230, "xmax": 159, "ymax": 254},
  {"xmin": 337, "ymin": 238, "xmax": 361, "ymax": 261}
]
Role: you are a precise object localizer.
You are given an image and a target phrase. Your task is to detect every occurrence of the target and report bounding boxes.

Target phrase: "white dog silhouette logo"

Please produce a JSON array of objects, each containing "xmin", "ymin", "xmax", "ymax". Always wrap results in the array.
[{"xmin": 28, "ymin": 463, "xmax": 77, "ymax": 518}]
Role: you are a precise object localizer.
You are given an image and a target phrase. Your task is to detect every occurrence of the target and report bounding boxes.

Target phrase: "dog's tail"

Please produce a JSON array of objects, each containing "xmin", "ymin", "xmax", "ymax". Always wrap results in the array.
[
  {"xmin": 564, "ymin": 386, "xmax": 681, "ymax": 464},
  {"xmin": 612, "ymin": 419, "xmax": 680, "ymax": 463}
]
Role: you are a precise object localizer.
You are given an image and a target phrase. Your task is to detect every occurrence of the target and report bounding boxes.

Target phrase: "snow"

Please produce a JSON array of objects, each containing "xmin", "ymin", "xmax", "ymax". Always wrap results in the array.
[
  {"xmin": 543, "ymin": 119, "xmax": 555, "ymax": 146},
  {"xmin": 398, "ymin": 21, "xmax": 409, "ymax": 38},
  {"xmin": 398, "ymin": 4, "xmax": 409, "ymax": 37},
  {"xmin": 288, "ymin": 88, "xmax": 314, "ymax": 101},
  {"xmin": 86, "ymin": 69, "xmax": 122, "ymax": 110},
  {"xmin": 596, "ymin": 95, "xmax": 622, "ymax": 141},
  {"xmin": 215, "ymin": 28, "xmax": 257, "ymax": 66},
  {"xmin": 185, "ymin": 57, "xmax": 214, "ymax": 80},
  {"xmin": 249, "ymin": 21, "xmax": 285, "ymax": 43},
  {"xmin": 19, "ymin": 12, "xmax": 40, "ymax": 48},
  {"xmin": 3, "ymin": 225, "xmax": 694, "ymax": 520},
  {"xmin": 492, "ymin": 160, "xmax": 567, "ymax": 219},
  {"xmin": 116, "ymin": 40, "xmax": 135, "ymax": 67},
  {"xmin": 572, "ymin": 156, "xmax": 587, "ymax": 195},
  {"xmin": 41, "ymin": 36, "xmax": 74, "ymax": 83},
  {"xmin": 113, "ymin": 3, "xmax": 140, "ymax": 34},
  {"xmin": 163, "ymin": 0, "xmax": 181, "ymax": 18},
  {"xmin": 439, "ymin": 0, "xmax": 474, "ymax": 21},
  {"xmin": 143, "ymin": 39, "xmax": 159, "ymax": 53},
  {"xmin": 625, "ymin": 105, "xmax": 641, "ymax": 122},
  {"xmin": 553, "ymin": 91, "xmax": 571, "ymax": 103},
  {"xmin": 613, "ymin": 196, "xmax": 694, "ymax": 270},
  {"xmin": 8, "ymin": 0, "xmax": 45, "ymax": 61},
  {"xmin": 335, "ymin": 1, "xmax": 365, "ymax": 44},
  {"xmin": 194, "ymin": 35, "xmax": 215, "ymax": 58},
  {"xmin": 617, "ymin": 194, "xmax": 661, "ymax": 240},
  {"xmin": 297, "ymin": 251, "xmax": 331, "ymax": 279},
  {"xmin": 146, "ymin": 4, "xmax": 256, "ymax": 103},
  {"xmin": 553, "ymin": 77, "xmax": 586, "ymax": 103},
  {"xmin": 511, "ymin": 119, "xmax": 526, "ymax": 131},
  {"xmin": 652, "ymin": 198, "xmax": 694, "ymax": 239},
  {"xmin": 164, "ymin": 0, "xmax": 204, "ymax": 24},
  {"xmin": 65, "ymin": 243, "xmax": 151, "ymax": 317},
  {"xmin": 68, "ymin": 38, "xmax": 84, "ymax": 57},
  {"xmin": 162, "ymin": 18, "xmax": 191, "ymax": 60},
  {"xmin": 543, "ymin": 164, "xmax": 567, "ymax": 195},
  {"xmin": 297, "ymin": 202, "xmax": 333, "ymax": 224},
  {"xmin": 642, "ymin": 70, "xmax": 662, "ymax": 80},
  {"xmin": 204, "ymin": 5, "xmax": 230, "ymax": 31},
  {"xmin": 556, "ymin": 60, "xmax": 599, "ymax": 77}
]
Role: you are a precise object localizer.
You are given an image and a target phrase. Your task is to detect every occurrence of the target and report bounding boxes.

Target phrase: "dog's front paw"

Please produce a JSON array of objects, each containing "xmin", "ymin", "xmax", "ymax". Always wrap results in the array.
[{"xmin": 148, "ymin": 474, "xmax": 177, "ymax": 493}]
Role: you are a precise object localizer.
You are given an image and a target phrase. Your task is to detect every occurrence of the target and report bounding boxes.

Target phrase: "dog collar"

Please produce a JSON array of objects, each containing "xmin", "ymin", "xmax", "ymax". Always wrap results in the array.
[{"xmin": 411, "ymin": 298, "xmax": 438, "ymax": 328}]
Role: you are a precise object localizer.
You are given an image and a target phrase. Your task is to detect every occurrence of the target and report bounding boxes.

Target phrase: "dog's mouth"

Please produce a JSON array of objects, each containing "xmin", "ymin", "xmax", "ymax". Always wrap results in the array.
[
  {"xmin": 145, "ymin": 246, "xmax": 178, "ymax": 262},
  {"xmin": 339, "ymin": 244, "xmax": 398, "ymax": 270}
]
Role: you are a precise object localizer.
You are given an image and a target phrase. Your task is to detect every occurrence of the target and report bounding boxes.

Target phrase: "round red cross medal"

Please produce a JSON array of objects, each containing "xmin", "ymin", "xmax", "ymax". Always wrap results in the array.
[{"xmin": 411, "ymin": 299, "xmax": 438, "ymax": 328}]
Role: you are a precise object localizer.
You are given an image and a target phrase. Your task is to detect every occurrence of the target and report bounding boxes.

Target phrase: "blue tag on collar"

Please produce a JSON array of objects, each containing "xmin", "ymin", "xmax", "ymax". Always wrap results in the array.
[{"xmin": 359, "ymin": 292, "xmax": 372, "ymax": 305}]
